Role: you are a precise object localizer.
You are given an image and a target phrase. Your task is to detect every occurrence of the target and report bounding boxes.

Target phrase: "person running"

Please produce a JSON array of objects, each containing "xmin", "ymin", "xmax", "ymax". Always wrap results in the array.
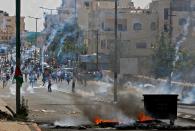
[
  {"xmin": 42, "ymin": 74, "xmax": 46, "ymax": 86},
  {"xmin": 29, "ymin": 72, "xmax": 35, "ymax": 88},
  {"xmin": 10, "ymin": 66, "xmax": 14, "ymax": 75},
  {"xmin": 2, "ymin": 73, "xmax": 6, "ymax": 88},
  {"xmin": 48, "ymin": 79, "xmax": 52, "ymax": 92},
  {"xmin": 72, "ymin": 77, "xmax": 76, "ymax": 93},
  {"xmin": 6, "ymin": 73, "xmax": 10, "ymax": 81},
  {"xmin": 66, "ymin": 75, "xmax": 71, "ymax": 85}
]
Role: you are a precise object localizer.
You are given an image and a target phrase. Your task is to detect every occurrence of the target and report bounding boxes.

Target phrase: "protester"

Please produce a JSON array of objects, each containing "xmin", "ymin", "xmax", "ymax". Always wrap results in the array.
[
  {"xmin": 29, "ymin": 72, "xmax": 36, "ymax": 88},
  {"xmin": 72, "ymin": 77, "xmax": 76, "ymax": 93},
  {"xmin": 48, "ymin": 79, "xmax": 52, "ymax": 92},
  {"xmin": 66, "ymin": 75, "xmax": 71, "ymax": 85}
]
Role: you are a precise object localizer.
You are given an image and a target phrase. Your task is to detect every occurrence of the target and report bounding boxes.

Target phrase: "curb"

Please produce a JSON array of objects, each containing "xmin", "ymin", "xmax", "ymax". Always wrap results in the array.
[{"xmin": 0, "ymin": 99, "xmax": 14, "ymax": 119}]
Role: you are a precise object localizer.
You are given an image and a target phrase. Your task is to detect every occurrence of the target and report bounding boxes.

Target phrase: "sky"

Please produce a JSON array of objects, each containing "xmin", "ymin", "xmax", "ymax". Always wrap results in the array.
[{"xmin": 0, "ymin": 0, "xmax": 152, "ymax": 32}]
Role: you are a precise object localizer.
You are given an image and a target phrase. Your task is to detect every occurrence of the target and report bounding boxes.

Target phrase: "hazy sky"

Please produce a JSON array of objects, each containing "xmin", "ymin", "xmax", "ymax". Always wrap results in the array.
[{"xmin": 0, "ymin": 0, "xmax": 151, "ymax": 32}]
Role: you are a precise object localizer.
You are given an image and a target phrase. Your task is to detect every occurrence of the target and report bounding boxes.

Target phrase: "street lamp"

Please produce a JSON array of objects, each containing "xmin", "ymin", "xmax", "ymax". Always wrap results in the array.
[
  {"xmin": 27, "ymin": 16, "xmax": 41, "ymax": 64},
  {"xmin": 167, "ymin": 0, "xmax": 176, "ymax": 87},
  {"xmin": 40, "ymin": 6, "xmax": 57, "ymax": 15},
  {"xmin": 40, "ymin": 6, "xmax": 69, "ymax": 15},
  {"xmin": 95, "ymin": 0, "xmax": 118, "ymax": 102},
  {"xmin": 114, "ymin": 0, "xmax": 118, "ymax": 103}
]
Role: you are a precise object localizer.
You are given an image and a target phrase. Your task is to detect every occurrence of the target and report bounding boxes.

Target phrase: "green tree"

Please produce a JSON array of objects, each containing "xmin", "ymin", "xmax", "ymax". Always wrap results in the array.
[
  {"xmin": 63, "ymin": 40, "xmax": 87, "ymax": 54},
  {"xmin": 153, "ymin": 32, "xmax": 175, "ymax": 78},
  {"xmin": 63, "ymin": 40, "xmax": 75, "ymax": 52}
]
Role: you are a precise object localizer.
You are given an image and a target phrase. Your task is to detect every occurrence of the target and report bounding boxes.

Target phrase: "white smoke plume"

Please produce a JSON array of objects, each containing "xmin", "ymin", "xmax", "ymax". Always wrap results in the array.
[
  {"xmin": 61, "ymin": 0, "xmax": 76, "ymax": 8},
  {"xmin": 171, "ymin": 17, "xmax": 190, "ymax": 77},
  {"xmin": 69, "ymin": 74, "xmax": 145, "ymax": 125},
  {"xmin": 45, "ymin": 27, "xmax": 59, "ymax": 51},
  {"xmin": 123, "ymin": 77, "xmax": 195, "ymax": 104},
  {"xmin": 182, "ymin": 87, "xmax": 195, "ymax": 104}
]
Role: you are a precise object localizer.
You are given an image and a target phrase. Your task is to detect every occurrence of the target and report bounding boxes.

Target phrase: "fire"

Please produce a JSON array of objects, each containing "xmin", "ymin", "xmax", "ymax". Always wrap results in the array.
[
  {"xmin": 94, "ymin": 116, "xmax": 118, "ymax": 125},
  {"xmin": 138, "ymin": 112, "xmax": 154, "ymax": 122}
]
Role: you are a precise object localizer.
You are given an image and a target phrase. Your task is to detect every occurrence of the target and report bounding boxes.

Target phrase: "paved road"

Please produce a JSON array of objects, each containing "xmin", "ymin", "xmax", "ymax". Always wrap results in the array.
[{"xmin": 0, "ymin": 79, "xmax": 195, "ymax": 130}]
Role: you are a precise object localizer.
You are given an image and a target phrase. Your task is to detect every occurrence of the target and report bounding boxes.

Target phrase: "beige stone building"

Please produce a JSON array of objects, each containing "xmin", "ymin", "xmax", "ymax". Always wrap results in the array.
[
  {"xmin": 0, "ymin": 10, "xmax": 25, "ymax": 44},
  {"xmin": 42, "ymin": 0, "xmax": 195, "ymax": 75},
  {"xmin": 149, "ymin": 0, "xmax": 195, "ymax": 55},
  {"xmin": 77, "ymin": 0, "xmax": 157, "ymax": 74},
  {"xmin": 77, "ymin": 0, "xmax": 195, "ymax": 75}
]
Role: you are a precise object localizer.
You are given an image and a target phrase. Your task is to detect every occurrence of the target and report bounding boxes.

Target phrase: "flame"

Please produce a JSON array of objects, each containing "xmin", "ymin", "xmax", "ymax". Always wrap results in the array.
[
  {"xmin": 138, "ymin": 112, "xmax": 154, "ymax": 122},
  {"xmin": 94, "ymin": 116, "xmax": 118, "ymax": 125}
]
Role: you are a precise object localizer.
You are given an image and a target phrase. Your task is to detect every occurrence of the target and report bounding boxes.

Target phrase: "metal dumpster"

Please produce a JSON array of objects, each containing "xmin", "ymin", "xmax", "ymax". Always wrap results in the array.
[{"xmin": 143, "ymin": 94, "xmax": 178, "ymax": 125}]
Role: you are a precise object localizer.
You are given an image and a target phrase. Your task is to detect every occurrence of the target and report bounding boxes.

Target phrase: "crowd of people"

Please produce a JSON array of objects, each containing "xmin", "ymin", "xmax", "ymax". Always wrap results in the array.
[
  {"xmin": 0, "ymin": 58, "xmax": 13, "ymax": 88},
  {"xmin": 0, "ymin": 56, "xmax": 103, "ymax": 93}
]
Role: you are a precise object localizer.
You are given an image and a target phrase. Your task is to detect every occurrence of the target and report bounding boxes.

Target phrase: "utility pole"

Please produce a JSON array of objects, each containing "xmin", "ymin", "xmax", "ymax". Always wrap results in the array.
[
  {"xmin": 96, "ymin": 30, "xmax": 99, "ymax": 70},
  {"xmin": 168, "ymin": 0, "xmax": 173, "ymax": 87},
  {"xmin": 73, "ymin": 0, "xmax": 77, "ymax": 63},
  {"xmin": 114, "ymin": 0, "xmax": 118, "ymax": 102},
  {"xmin": 169, "ymin": 0, "xmax": 172, "ymax": 39},
  {"xmin": 75, "ymin": 0, "xmax": 77, "ymax": 21},
  {"xmin": 28, "ymin": 16, "xmax": 40, "ymax": 64},
  {"xmin": 16, "ymin": 0, "xmax": 21, "ymax": 114}
]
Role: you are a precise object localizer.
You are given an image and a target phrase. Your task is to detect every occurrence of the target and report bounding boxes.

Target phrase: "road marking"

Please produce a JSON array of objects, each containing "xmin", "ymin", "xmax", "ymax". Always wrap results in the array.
[
  {"xmin": 41, "ymin": 109, "xmax": 56, "ymax": 113},
  {"xmin": 183, "ymin": 115, "xmax": 191, "ymax": 118}
]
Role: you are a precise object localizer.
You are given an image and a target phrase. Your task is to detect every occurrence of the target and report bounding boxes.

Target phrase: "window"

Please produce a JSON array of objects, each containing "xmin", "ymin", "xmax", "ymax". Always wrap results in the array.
[
  {"xmin": 84, "ymin": 1, "xmax": 89, "ymax": 8},
  {"xmin": 179, "ymin": 18, "xmax": 187, "ymax": 26},
  {"xmin": 118, "ymin": 24, "xmax": 127, "ymax": 31},
  {"xmin": 133, "ymin": 23, "xmax": 142, "ymax": 31},
  {"xmin": 164, "ymin": 8, "xmax": 169, "ymax": 20},
  {"xmin": 101, "ymin": 22, "xmax": 104, "ymax": 30},
  {"xmin": 172, "ymin": 0, "xmax": 190, "ymax": 11},
  {"xmin": 118, "ymin": 24, "xmax": 123, "ymax": 31},
  {"xmin": 101, "ymin": 40, "xmax": 106, "ymax": 49},
  {"xmin": 107, "ymin": 40, "xmax": 114, "ymax": 49},
  {"xmin": 136, "ymin": 42, "xmax": 147, "ymax": 48},
  {"xmin": 164, "ymin": 24, "xmax": 169, "ymax": 32},
  {"xmin": 151, "ymin": 22, "xmax": 156, "ymax": 31}
]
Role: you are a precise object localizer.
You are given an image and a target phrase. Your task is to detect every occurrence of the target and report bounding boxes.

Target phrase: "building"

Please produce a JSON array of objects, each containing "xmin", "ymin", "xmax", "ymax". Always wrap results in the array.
[
  {"xmin": 42, "ymin": 0, "xmax": 195, "ymax": 75},
  {"xmin": 77, "ymin": 0, "xmax": 157, "ymax": 74},
  {"xmin": 77, "ymin": 0, "xmax": 195, "ymax": 75},
  {"xmin": 0, "ymin": 10, "xmax": 25, "ymax": 44},
  {"xmin": 149, "ymin": 0, "xmax": 195, "ymax": 55},
  {"xmin": 44, "ymin": 0, "xmax": 78, "ymax": 30}
]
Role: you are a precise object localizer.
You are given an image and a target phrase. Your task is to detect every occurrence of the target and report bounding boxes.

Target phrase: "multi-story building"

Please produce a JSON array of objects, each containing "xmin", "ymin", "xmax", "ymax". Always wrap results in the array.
[
  {"xmin": 0, "ymin": 10, "xmax": 25, "ymax": 44},
  {"xmin": 78, "ymin": 0, "xmax": 157, "ymax": 74},
  {"xmin": 78, "ymin": 0, "xmax": 195, "ymax": 75},
  {"xmin": 43, "ymin": 0, "xmax": 195, "ymax": 75},
  {"xmin": 149, "ymin": 0, "xmax": 195, "ymax": 55}
]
